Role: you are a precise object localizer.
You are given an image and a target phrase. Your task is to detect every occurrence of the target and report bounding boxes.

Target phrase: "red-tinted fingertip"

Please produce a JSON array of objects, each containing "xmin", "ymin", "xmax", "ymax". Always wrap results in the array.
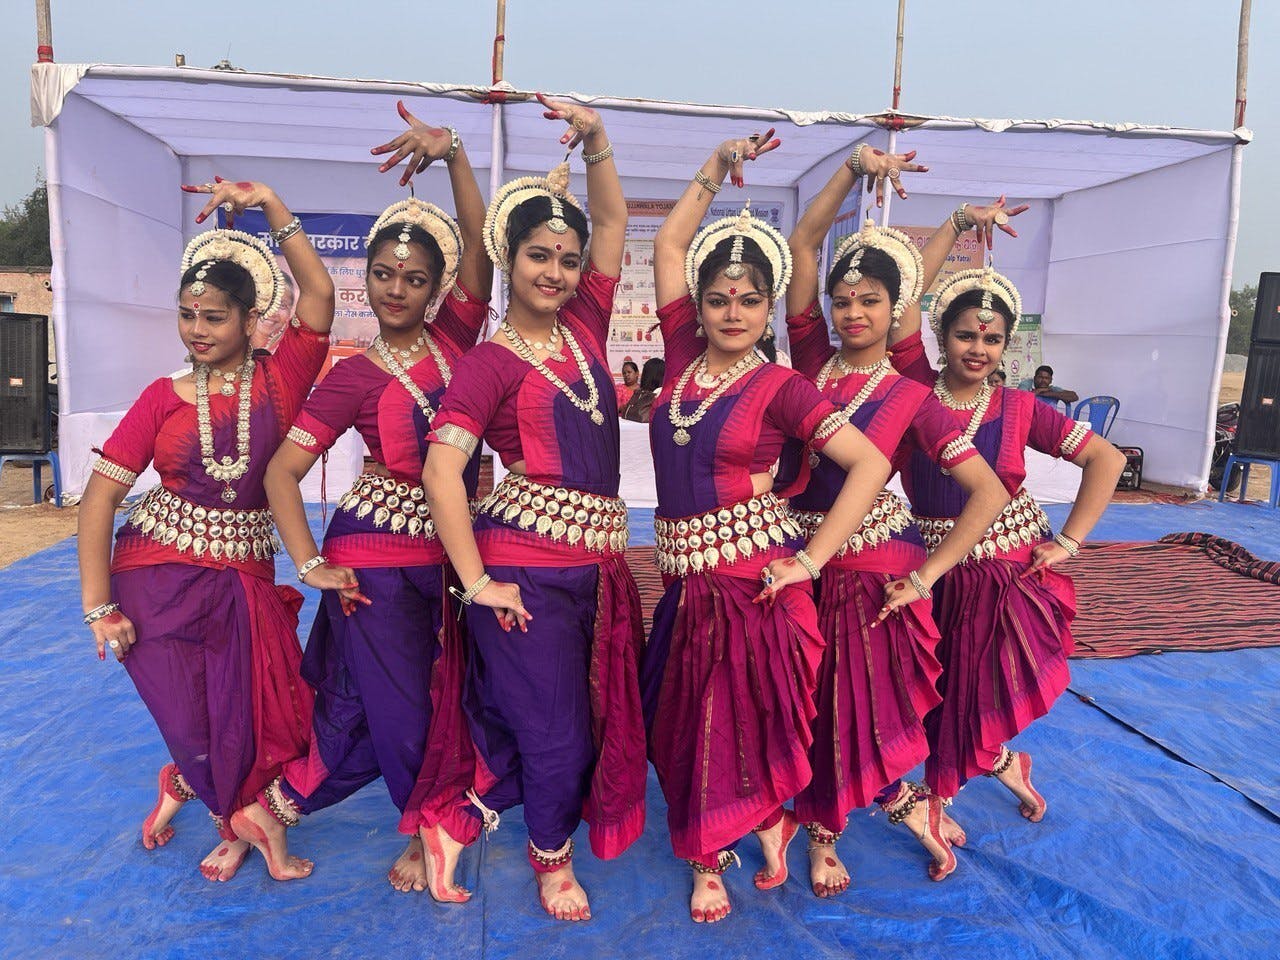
[
  {"xmin": 196, "ymin": 214, "xmax": 206, "ymax": 223},
  {"xmin": 180, "ymin": 184, "xmax": 199, "ymax": 192},
  {"xmin": 1008, "ymin": 228, "xmax": 1019, "ymax": 238},
  {"xmin": 919, "ymin": 165, "xmax": 930, "ymax": 172},
  {"xmin": 397, "ymin": 99, "xmax": 411, "ymax": 118},
  {"xmin": 903, "ymin": 150, "xmax": 917, "ymax": 159},
  {"xmin": 99, "ymin": 649, "xmax": 106, "ymax": 661},
  {"xmin": 214, "ymin": 176, "xmax": 224, "ymax": 183}
]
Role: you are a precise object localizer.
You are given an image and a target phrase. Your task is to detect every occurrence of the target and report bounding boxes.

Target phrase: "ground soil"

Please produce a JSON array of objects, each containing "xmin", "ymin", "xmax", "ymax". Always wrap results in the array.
[{"xmin": 0, "ymin": 372, "xmax": 1271, "ymax": 569}]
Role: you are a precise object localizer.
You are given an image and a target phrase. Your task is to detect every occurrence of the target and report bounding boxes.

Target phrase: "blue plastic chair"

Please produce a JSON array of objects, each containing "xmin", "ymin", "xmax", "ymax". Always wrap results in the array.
[
  {"xmin": 1073, "ymin": 396, "xmax": 1119, "ymax": 438},
  {"xmin": 0, "ymin": 451, "xmax": 63, "ymax": 507},
  {"xmin": 1216, "ymin": 455, "xmax": 1280, "ymax": 509}
]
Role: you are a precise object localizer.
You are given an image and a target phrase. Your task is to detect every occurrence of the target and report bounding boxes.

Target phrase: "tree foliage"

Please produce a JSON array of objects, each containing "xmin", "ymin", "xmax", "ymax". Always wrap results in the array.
[
  {"xmin": 0, "ymin": 183, "xmax": 51, "ymax": 266},
  {"xmin": 1228, "ymin": 284, "xmax": 1256, "ymax": 355}
]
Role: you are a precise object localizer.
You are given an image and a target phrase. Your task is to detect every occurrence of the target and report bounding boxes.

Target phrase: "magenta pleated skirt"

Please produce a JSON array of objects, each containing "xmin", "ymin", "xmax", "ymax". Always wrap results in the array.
[
  {"xmin": 793, "ymin": 568, "xmax": 943, "ymax": 832},
  {"xmin": 643, "ymin": 572, "xmax": 824, "ymax": 861},
  {"xmin": 924, "ymin": 556, "xmax": 1076, "ymax": 798}
]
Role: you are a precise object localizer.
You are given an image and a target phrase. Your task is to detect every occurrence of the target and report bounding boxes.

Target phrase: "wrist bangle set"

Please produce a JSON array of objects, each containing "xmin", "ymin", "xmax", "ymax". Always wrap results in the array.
[
  {"xmin": 269, "ymin": 216, "xmax": 303, "ymax": 245},
  {"xmin": 1053, "ymin": 533, "xmax": 1081, "ymax": 557},
  {"xmin": 950, "ymin": 204, "xmax": 974, "ymax": 234},
  {"xmin": 907, "ymin": 570, "xmax": 932, "ymax": 601},
  {"xmin": 448, "ymin": 573, "xmax": 492, "ymax": 607},
  {"xmin": 846, "ymin": 144, "xmax": 867, "ymax": 177},
  {"xmin": 83, "ymin": 602, "xmax": 120, "ymax": 625},
  {"xmin": 693, "ymin": 170, "xmax": 721, "ymax": 194},
  {"xmin": 795, "ymin": 549, "xmax": 821, "ymax": 580},
  {"xmin": 443, "ymin": 126, "xmax": 461, "ymax": 163},
  {"xmin": 582, "ymin": 142, "xmax": 614, "ymax": 165}
]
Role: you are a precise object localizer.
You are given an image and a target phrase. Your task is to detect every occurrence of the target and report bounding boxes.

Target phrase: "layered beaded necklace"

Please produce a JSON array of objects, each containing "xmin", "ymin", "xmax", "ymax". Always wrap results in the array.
[
  {"xmin": 501, "ymin": 319, "xmax": 604, "ymax": 425},
  {"xmin": 387, "ymin": 330, "xmax": 426, "ymax": 362},
  {"xmin": 932, "ymin": 374, "xmax": 993, "ymax": 475},
  {"xmin": 373, "ymin": 327, "xmax": 451, "ymax": 423},
  {"xmin": 668, "ymin": 350, "xmax": 762, "ymax": 446},
  {"xmin": 810, "ymin": 354, "xmax": 892, "ymax": 466},
  {"xmin": 196, "ymin": 353, "xmax": 255, "ymax": 503}
]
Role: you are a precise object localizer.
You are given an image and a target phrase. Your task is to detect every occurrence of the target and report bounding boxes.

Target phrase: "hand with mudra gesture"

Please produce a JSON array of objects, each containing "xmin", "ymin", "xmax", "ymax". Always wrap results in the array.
[
  {"xmin": 370, "ymin": 101, "xmax": 463, "ymax": 186},
  {"xmin": 847, "ymin": 144, "xmax": 929, "ymax": 208},
  {"xmin": 712, "ymin": 129, "xmax": 783, "ymax": 189}
]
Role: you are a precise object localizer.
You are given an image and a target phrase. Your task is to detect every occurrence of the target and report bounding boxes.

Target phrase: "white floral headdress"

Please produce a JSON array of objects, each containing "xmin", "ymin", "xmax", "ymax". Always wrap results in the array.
[
  {"xmin": 482, "ymin": 162, "xmax": 583, "ymax": 274},
  {"xmin": 181, "ymin": 229, "xmax": 285, "ymax": 317},
  {"xmin": 930, "ymin": 264, "xmax": 1023, "ymax": 348},
  {"xmin": 685, "ymin": 201, "xmax": 792, "ymax": 302},
  {"xmin": 366, "ymin": 198, "xmax": 464, "ymax": 301},
  {"xmin": 830, "ymin": 218, "xmax": 924, "ymax": 320}
]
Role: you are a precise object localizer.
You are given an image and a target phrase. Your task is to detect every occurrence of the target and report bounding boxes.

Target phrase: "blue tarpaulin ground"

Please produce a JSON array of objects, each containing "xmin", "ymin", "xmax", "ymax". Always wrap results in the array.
[{"xmin": 2, "ymin": 500, "xmax": 1278, "ymax": 959}]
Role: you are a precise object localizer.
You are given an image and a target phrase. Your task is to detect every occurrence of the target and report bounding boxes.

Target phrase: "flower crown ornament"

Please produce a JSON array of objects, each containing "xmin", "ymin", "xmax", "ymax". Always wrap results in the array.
[
  {"xmin": 830, "ymin": 218, "xmax": 925, "ymax": 320},
  {"xmin": 929, "ymin": 262, "xmax": 1023, "ymax": 349},
  {"xmin": 685, "ymin": 201, "xmax": 793, "ymax": 302},
  {"xmin": 483, "ymin": 162, "xmax": 584, "ymax": 274},
  {"xmin": 181, "ymin": 229, "xmax": 286, "ymax": 317},
  {"xmin": 366, "ymin": 197, "xmax": 465, "ymax": 303}
]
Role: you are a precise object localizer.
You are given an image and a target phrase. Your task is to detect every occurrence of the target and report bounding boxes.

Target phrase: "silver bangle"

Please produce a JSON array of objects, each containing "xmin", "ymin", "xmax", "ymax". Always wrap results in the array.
[
  {"xmin": 582, "ymin": 142, "xmax": 614, "ymax": 165},
  {"xmin": 847, "ymin": 144, "xmax": 866, "ymax": 177},
  {"xmin": 296, "ymin": 555, "xmax": 327, "ymax": 582},
  {"xmin": 693, "ymin": 170, "xmax": 721, "ymax": 195},
  {"xmin": 443, "ymin": 126, "xmax": 461, "ymax": 163},
  {"xmin": 83, "ymin": 602, "xmax": 120, "ymax": 625},
  {"xmin": 908, "ymin": 570, "xmax": 932, "ymax": 601},
  {"xmin": 795, "ymin": 549, "xmax": 821, "ymax": 580},
  {"xmin": 1053, "ymin": 533, "xmax": 1081, "ymax": 558},
  {"xmin": 269, "ymin": 216, "xmax": 303, "ymax": 245}
]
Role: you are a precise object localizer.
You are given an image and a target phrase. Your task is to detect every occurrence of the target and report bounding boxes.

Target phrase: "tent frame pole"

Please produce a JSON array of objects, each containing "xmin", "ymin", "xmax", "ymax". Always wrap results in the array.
[{"xmin": 35, "ymin": 0, "xmax": 53, "ymax": 61}]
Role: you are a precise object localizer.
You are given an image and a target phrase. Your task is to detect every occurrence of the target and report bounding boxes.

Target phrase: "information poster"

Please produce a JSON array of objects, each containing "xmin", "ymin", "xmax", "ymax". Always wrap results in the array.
[
  {"xmin": 231, "ymin": 210, "xmax": 377, "ymax": 379},
  {"xmin": 606, "ymin": 198, "xmax": 787, "ymax": 382},
  {"xmin": 1002, "ymin": 314, "xmax": 1043, "ymax": 386}
]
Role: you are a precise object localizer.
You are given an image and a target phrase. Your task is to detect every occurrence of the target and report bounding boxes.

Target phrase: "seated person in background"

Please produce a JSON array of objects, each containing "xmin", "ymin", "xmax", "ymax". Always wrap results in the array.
[
  {"xmin": 620, "ymin": 357, "xmax": 664, "ymax": 423},
  {"xmin": 1019, "ymin": 364, "xmax": 1078, "ymax": 406},
  {"xmin": 616, "ymin": 359, "xmax": 639, "ymax": 409},
  {"xmin": 989, "ymin": 369, "xmax": 1007, "ymax": 387}
]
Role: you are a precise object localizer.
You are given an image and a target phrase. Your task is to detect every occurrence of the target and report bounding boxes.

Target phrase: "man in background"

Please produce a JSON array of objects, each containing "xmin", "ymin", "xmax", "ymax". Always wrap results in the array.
[{"xmin": 1019, "ymin": 364, "xmax": 1078, "ymax": 407}]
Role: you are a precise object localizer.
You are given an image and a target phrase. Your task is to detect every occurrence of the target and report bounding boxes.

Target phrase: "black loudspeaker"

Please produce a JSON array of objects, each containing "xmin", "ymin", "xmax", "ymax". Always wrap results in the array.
[
  {"xmin": 0, "ymin": 313, "xmax": 49, "ymax": 454},
  {"xmin": 1251, "ymin": 272, "xmax": 1280, "ymax": 343},
  {"xmin": 1235, "ymin": 342, "xmax": 1280, "ymax": 460}
]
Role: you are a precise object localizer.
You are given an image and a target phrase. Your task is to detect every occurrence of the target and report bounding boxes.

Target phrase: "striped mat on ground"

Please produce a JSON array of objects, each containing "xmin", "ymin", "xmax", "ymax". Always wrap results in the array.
[{"xmin": 623, "ymin": 532, "xmax": 1280, "ymax": 660}]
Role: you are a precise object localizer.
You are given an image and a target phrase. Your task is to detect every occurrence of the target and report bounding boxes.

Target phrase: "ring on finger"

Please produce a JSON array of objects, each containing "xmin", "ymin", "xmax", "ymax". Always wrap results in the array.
[
  {"xmin": 221, "ymin": 201, "xmax": 234, "ymax": 213},
  {"xmin": 993, "ymin": 211, "xmax": 1010, "ymax": 225},
  {"xmin": 887, "ymin": 167, "xmax": 901, "ymax": 180},
  {"xmin": 108, "ymin": 639, "xmax": 121, "ymax": 650},
  {"xmin": 730, "ymin": 149, "xmax": 740, "ymax": 163},
  {"xmin": 201, "ymin": 183, "xmax": 214, "ymax": 191}
]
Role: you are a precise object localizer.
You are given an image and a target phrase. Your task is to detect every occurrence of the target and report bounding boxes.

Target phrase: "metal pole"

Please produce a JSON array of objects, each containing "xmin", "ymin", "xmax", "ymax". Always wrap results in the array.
[
  {"xmin": 1234, "ymin": 0, "xmax": 1251, "ymax": 128},
  {"xmin": 35, "ymin": 0, "xmax": 53, "ymax": 62}
]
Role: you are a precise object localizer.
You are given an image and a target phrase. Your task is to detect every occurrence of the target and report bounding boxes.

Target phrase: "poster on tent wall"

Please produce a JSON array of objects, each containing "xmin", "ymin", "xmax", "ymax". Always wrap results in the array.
[
  {"xmin": 901, "ymin": 225, "xmax": 984, "ymax": 310},
  {"xmin": 1002, "ymin": 314, "xmax": 1042, "ymax": 386},
  {"xmin": 606, "ymin": 198, "xmax": 787, "ymax": 382},
  {"xmin": 227, "ymin": 210, "xmax": 377, "ymax": 380}
]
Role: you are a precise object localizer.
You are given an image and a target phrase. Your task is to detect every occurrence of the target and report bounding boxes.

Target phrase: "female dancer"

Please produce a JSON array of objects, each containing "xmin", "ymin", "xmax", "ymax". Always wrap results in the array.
[
  {"xmin": 77, "ymin": 179, "xmax": 333, "ymax": 881},
  {"xmin": 244, "ymin": 106, "xmax": 490, "ymax": 900},
  {"xmin": 421, "ymin": 96, "xmax": 646, "ymax": 922},
  {"xmin": 781, "ymin": 149, "xmax": 1016, "ymax": 892},
  {"xmin": 641, "ymin": 134, "xmax": 893, "ymax": 924},
  {"xmin": 889, "ymin": 246, "xmax": 1125, "ymax": 829}
]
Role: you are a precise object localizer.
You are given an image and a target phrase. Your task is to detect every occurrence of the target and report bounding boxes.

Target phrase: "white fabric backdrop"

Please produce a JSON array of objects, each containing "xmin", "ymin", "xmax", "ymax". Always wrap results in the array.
[{"xmin": 38, "ymin": 66, "xmax": 1242, "ymax": 498}]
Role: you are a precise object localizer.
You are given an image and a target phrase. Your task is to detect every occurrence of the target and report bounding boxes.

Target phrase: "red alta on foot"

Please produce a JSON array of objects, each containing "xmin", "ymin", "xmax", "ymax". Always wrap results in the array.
[{"xmin": 754, "ymin": 810, "xmax": 799, "ymax": 890}]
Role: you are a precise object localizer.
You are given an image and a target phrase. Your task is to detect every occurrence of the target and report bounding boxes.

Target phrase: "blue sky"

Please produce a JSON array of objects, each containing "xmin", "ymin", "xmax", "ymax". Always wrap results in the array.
[{"xmin": 2, "ymin": 0, "xmax": 1275, "ymax": 284}]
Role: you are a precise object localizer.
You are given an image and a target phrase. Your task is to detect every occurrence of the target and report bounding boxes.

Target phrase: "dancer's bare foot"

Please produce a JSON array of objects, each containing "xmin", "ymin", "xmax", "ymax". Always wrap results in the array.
[
  {"xmin": 388, "ymin": 835, "xmax": 427, "ymax": 893},
  {"xmin": 419, "ymin": 824, "xmax": 470, "ymax": 903},
  {"xmin": 535, "ymin": 863, "xmax": 590, "ymax": 921},
  {"xmin": 884, "ymin": 782, "xmax": 956, "ymax": 881},
  {"xmin": 993, "ymin": 749, "xmax": 1046, "ymax": 822},
  {"xmin": 690, "ymin": 868, "xmax": 732, "ymax": 923},
  {"xmin": 230, "ymin": 803, "xmax": 313, "ymax": 881},
  {"xmin": 199, "ymin": 837, "xmax": 250, "ymax": 882},
  {"xmin": 752, "ymin": 809, "xmax": 799, "ymax": 890},
  {"xmin": 142, "ymin": 764, "xmax": 191, "ymax": 850},
  {"xmin": 807, "ymin": 840, "xmax": 850, "ymax": 898},
  {"xmin": 940, "ymin": 808, "xmax": 967, "ymax": 847}
]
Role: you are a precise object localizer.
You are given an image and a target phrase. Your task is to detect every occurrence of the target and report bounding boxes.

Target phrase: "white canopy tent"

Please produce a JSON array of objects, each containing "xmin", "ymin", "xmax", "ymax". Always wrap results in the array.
[{"xmin": 32, "ymin": 64, "xmax": 1246, "ymax": 498}]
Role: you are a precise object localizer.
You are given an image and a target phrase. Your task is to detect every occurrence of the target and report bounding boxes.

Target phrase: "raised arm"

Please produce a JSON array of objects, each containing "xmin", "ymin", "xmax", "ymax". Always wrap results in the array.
[
  {"xmin": 653, "ymin": 132, "xmax": 782, "ymax": 308},
  {"xmin": 787, "ymin": 144, "xmax": 926, "ymax": 317},
  {"xmin": 371, "ymin": 101, "xmax": 493, "ymax": 299},
  {"xmin": 537, "ymin": 94, "xmax": 627, "ymax": 277},
  {"xmin": 184, "ymin": 179, "xmax": 336, "ymax": 335},
  {"xmin": 890, "ymin": 196, "xmax": 1028, "ymax": 347}
]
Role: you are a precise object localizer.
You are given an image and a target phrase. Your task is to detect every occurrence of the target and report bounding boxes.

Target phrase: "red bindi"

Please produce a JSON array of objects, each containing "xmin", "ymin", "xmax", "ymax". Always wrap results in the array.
[
  {"xmin": 396, "ymin": 262, "xmax": 404, "ymax": 270},
  {"xmin": 554, "ymin": 243, "xmax": 563, "ymax": 251},
  {"xmin": 978, "ymin": 322, "xmax": 988, "ymax": 332},
  {"xmin": 728, "ymin": 287, "xmax": 737, "ymax": 296},
  {"xmin": 192, "ymin": 302, "xmax": 199, "ymax": 310}
]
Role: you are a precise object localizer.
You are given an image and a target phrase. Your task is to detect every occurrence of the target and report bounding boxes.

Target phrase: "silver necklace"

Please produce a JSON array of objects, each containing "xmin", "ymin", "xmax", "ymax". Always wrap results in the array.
[
  {"xmin": 373, "ymin": 329, "xmax": 451, "ymax": 423},
  {"xmin": 502, "ymin": 320, "xmax": 604, "ymax": 425},
  {"xmin": 809, "ymin": 355, "xmax": 892, "ymax": 467},
  {"xmin": 932, "ymin": 376, "xmax": 993, "ymax": 475},
  {"xmin": 196, "ymin": 352, "xmax": 255, "ymax": 503},
  {"xmin": 668, "ymin": 350, "xmax": 762, "ymax": 446}
]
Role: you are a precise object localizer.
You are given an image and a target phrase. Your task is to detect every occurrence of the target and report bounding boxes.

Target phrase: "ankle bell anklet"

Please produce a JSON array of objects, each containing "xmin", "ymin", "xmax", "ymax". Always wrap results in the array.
[
  {"xmin": 986, "ymin": 747, "xmax": 1015, "ymax": 777},
  {"xmin": 527, "ymin": 838, "xmax": 574, "ymax": 873},
  {"xmin": 259, "ymin": 777, "xmax": 301, "ymax": 827},
  {"xmin": 804, "ymin": 822, "xmax": 842, "ymax": 845},
  {"xmin": 688, "ymin": 849, "xmax": 740, "ymax": 875},
  {"xmin": 167, "ymin": 765, "xmax": 197, "ymax": 802},
  {"xmin": 881, "ymin": 781, "xmax": 930, "ymax": 824}
]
